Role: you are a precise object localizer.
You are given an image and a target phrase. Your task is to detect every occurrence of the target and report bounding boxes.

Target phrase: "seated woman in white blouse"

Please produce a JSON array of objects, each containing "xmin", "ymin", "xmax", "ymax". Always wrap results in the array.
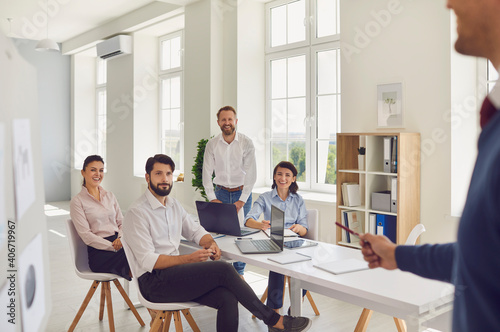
[
  {"xmin": 245, "ymin": 161, "xmax": 308, "ymax": 312},
  {"xmin": 70, "ymin": 155, "xmax": 130, "ymax": 280}
]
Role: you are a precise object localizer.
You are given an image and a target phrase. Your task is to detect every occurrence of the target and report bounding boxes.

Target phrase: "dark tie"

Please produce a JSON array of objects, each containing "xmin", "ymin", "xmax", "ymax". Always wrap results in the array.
[{"xmin": 480, "ymin": 96, "xmax": 498, "ymax": 128}]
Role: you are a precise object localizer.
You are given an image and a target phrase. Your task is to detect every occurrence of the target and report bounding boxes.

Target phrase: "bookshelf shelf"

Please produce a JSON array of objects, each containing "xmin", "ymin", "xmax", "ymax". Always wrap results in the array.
[{"xmin": 336, "ymin": 132, "xmax": 421, "ymax": 246}]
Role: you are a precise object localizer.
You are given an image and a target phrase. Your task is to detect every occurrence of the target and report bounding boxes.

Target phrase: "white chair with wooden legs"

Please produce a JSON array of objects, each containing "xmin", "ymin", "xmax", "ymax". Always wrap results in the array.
[
  {"xmin": 121, "ymin": 239, "xmax": 202, "ymax": 332},
  {"xmin": 254, "ymin": 209, "xmax": 320, "ymax": 317},
  {"xmin": 65, "ymin": 219, "xmax": 145, "ymax": 332},
  {"xmin": 354, "ymin": 223, "xmax": 426, "ymax": 332}
]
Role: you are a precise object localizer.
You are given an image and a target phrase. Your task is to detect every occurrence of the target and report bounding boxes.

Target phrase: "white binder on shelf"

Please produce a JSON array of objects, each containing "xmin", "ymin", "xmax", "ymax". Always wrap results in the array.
[
  {"xmin": 368, "ymin": 213, "xmax": 377, "ymax": 234},
  {"xmin": 384, "ymin": 137, "xmax": 392, "ymax": 172},
  {"xmin": 391, "ymin": 177, "xmax": 397, "ymax": 213}
]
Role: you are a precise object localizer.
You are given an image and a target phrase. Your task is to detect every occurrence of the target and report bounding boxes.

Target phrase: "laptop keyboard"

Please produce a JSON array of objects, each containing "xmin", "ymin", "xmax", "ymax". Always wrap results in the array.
[{"xmin": 251, "ymin": 239, "xmax": 277, "ymax": 251}]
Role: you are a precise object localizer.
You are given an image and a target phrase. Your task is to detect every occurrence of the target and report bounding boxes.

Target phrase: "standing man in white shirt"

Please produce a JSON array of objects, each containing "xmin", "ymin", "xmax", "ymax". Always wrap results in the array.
[
  {"xmin": 202, "ymin": 105, "xmax": 257, "ymax": 277},
  {"xmin": 123, "ymin": 154, "xmax": 312, "ymax": 332}
]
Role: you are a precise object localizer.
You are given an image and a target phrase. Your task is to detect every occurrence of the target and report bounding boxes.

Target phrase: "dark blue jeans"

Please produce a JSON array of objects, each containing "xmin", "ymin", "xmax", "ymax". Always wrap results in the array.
[
  {"xmin": 267, "ymin": 271, "xmax": 307, "ymax": 309},
  {"xmin": 138, "ymin": 261, "xmax": 280, "ymax": 332},
  {"xmin": 214, "ymin": 185, "xmax": 252, "ymax": 275}
]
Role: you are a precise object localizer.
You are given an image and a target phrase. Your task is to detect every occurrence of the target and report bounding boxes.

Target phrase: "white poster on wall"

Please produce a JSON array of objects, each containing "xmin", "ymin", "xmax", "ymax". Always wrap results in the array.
[
  {"xmin": 19, "ymin": 233, "xmax": 46, "ymax": 332},
  {"xmin": 0, "ymin": 123, "xmax": 5, "ymax": 248},
  {"xmin": 12, "ymin": 119, "xmax": 35, "ymax": 220}
]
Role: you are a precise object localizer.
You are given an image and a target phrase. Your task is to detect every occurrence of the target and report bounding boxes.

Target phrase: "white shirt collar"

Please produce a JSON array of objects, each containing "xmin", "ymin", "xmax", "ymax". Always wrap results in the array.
[
  {"xmin": 217, "ymin": 132, "xmax": 239, "ymax": 144},
  {"xmin": 144, "ymin": 188, "xmax": 171, "ymax": 210},
  {"xmin": 489, "ymin": 68, "xmax": 500, "ymax": 109}
]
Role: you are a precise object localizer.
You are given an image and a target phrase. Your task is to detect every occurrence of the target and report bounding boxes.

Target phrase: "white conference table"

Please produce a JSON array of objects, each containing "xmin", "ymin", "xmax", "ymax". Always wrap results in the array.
[{"xmin": 213, "ymin": 233, "xmax": 454, "ymax": 332}]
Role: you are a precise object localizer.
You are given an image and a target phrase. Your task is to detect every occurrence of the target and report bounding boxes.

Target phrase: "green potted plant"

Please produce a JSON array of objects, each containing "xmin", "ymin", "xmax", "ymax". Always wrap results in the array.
[{"xmin": 191, "ymin": 138, "xmax": 211, "ymax": 201}]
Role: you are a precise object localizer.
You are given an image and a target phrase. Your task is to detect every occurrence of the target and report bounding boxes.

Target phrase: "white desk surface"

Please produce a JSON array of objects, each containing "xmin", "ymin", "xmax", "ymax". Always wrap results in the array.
[{"xmin": 214, "ymin": 232, "xmax": 454, "ymax": 331}]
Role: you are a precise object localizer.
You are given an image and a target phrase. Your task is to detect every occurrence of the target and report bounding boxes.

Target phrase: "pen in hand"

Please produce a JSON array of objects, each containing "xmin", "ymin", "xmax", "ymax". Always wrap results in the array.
[
  {"xmin": 335, "ymin": 221, "xmax": 371, "ymax": 249},
  {"xmin": 335, "ymin": 221, "xmax": 360, "ymax": 238}
]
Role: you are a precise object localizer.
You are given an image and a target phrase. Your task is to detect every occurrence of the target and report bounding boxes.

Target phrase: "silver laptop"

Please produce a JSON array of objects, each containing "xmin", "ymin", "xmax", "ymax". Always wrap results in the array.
[
  {"xmin": 235, "ymin": 205, "xmax": 285, "ymax": 254},
  {"xmin": 196, "ymin": 201, "xmax": 260, "ymax": 237}
]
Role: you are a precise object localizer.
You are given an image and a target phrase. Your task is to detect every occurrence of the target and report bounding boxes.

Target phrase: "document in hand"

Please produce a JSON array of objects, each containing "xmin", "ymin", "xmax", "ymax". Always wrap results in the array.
[{"xmin": 313, "ymin": 259, "xmax": 368, "ymax": 275}]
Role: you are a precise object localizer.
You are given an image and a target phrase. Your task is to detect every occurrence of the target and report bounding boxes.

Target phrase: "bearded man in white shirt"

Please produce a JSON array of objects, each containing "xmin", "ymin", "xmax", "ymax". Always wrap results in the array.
[
  {"xmin": 202, "ymin": 105, "xmax": 257, "ymax": 277},
  {"xmin": 123, "ymin": 154, "xmax": 312, "ymax": 332}
]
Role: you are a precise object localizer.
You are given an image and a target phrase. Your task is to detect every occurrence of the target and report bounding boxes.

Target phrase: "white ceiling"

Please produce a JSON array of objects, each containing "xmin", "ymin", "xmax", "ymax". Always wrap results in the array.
[{"xmin": 0, "ymin": 0, "xmax": 194, "ymax": 43}]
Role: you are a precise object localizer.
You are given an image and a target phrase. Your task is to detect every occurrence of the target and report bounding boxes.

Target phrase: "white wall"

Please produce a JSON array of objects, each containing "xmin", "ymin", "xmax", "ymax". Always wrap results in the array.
[
  {"xmin": 13, "ymin": 38, "xmax": 71, "ymax": 202},
  {"xmin": 341, "ymin": 0, "xmax": 457, "ymax": 243}
]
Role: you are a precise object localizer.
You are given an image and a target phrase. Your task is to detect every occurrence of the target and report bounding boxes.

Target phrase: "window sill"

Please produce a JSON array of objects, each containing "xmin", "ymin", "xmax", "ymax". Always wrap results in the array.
[{"xmin": 252, "ymin": 186, "xmax": 336, "ymax": 205}]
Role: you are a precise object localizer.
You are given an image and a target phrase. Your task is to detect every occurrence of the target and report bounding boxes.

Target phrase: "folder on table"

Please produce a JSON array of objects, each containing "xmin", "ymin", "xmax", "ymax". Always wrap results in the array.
[{"xmin": 376, "ymin": 214, "xmax": 397, "ymax": 243}]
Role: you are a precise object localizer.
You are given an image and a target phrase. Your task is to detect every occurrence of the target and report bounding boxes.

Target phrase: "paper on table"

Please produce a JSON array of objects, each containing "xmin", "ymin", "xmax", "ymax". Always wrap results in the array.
[
  {"xmin": 313, "ymin": 259, "xmax": 368, "ymax": 275},
  {"xmin": 268, "ymin": 253, "xmax": 312, "ymax": 265}
]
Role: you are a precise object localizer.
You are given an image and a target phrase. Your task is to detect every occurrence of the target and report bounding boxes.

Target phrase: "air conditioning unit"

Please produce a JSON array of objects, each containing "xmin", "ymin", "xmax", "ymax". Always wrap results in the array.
[{"xmin": 96, "ymin": 35, "xmax": 132, "ymax": 60}]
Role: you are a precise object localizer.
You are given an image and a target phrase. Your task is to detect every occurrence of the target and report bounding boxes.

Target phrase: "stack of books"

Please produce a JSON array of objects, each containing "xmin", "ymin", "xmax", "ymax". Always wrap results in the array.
[
  {"xmin": 341, "ymin": 210, "xmax": 363, "ymax": 244},
  {"xmin": 341, "ymin": 182, "xmax": 361, "ymax": 207}
]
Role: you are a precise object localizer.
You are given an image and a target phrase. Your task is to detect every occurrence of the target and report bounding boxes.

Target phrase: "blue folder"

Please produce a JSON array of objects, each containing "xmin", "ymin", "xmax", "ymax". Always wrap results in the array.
[{"xmin": 376, "ymin": 214, "xmax": 397, "ymax": 243}]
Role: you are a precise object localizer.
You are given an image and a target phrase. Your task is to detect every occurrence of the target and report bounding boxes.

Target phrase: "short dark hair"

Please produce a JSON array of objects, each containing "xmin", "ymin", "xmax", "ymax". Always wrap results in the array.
[
  {"xmin": 216, "ymin": 105, "xmax": 236, "ymax": 119},
  {"xmin": 145, "ymin": 154, "xmax": 175, "ymax": 175},
  {"xmin": 82, "ymin": 155, "xmax": 104, "ymax": 186},
  {"xmin": 272, "ymin": 161, "xmax": 299, "ymax": 194}
]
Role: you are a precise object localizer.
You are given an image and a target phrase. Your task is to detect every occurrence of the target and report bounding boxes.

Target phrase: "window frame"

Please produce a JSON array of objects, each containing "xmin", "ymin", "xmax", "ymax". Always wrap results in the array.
[
  {"xmin": 95, "ymin": 58, "xmax": 107, "ymax": 161},
  {"xmin": 265, "ymin": 0, "xmax": 340, "ymax": 193},
  {"xmin": 158, "ymin": 30, "xmax": 184, "ymax": 174}
]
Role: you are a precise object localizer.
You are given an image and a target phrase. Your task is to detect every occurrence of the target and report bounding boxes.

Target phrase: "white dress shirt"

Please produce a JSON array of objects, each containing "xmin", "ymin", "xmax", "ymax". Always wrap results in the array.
[
  {"xmin": 202, "ymin": 132, "xmax": 257, "ymax": 202},
  {"xmin": 122, "ymin": 189, "xmax": 209, "ymax": 278},
  {"xmin": 70, "ymin": 186, "xmax": 123, "ymax": 251}
]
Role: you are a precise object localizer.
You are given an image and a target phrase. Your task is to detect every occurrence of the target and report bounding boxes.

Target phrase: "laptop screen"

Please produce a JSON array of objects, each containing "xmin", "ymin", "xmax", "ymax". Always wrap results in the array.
[{"xmin": 270, "ymin": 205, "xmax": 285, "ymax": 250}]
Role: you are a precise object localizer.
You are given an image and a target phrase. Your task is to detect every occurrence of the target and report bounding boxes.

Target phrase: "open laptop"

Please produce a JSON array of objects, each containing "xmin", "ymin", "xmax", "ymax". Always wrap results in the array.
[
  {"xmin": 196, "ymin": 201, "xmax": 260, "ymax": 237},
  {"xmin": 234, "ymin": 205, "xmax": 285, "ymax": 254}
]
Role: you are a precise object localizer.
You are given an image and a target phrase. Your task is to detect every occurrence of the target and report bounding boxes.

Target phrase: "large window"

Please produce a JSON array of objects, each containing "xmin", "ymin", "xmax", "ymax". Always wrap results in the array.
[
  {"xmin": 266, "ymin": 0, "xmax": 340, "ymax": 192},
  {"xmin": 96, "ymin": 58, "xmax": 107, "ymax": 161},
  {"xmin": 159, "ymin": 31, "xmax": 184, "ymax": 174}
]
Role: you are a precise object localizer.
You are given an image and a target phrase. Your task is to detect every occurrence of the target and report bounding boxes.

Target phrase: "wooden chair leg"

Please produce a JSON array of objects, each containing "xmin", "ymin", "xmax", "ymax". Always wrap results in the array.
[
  {"xmin": 173, "ymin": 311, "xmax": 183, "ymax": 332},
  {"xmin": 354, "ymin": 308, "xmax": 373, "ymax": 332},
  {"xmin": 103, "ymin": 281, "xmax": 115, "ymax": 332},
  {"xmin": 112, "ymin": 279, "xmax": 145, "ymax": 326},
  {"xmin": 99, "ymin": 281, "xmax": 106, "ymax": 320},
  {"xmin": 164, "ymin": 311, "xmax": 173, "ymax": 332},
  {"xmin": 181, "ymin": 309, "xmax": 200, "ymax": 332},
  {"xmin": 285, "ymin": 276, "xmax": 291, "ymax": 304},
  {"xmin": 393, "ymin": 317, "xmax": 407, "ymax": 332},
  {"xmin": 305, "ymin": 291, "xmax": 320, "ymax": 316},
  {"xmin": 150, "ymin": 311, "xmax": 164, "ymax": 332},
  {"xmin": 68, "ymin": 281, "xmax": 101, "ymax": 332}
]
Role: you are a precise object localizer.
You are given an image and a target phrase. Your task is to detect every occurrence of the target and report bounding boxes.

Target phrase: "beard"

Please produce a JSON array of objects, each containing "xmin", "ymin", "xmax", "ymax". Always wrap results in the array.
[
  {"xmin": 149, "ymin": 179, "xmax": 173, "ymax": 197},
  {"xmin": 220, "ymin": 124, "xmax": 235, "ymax": 136}
]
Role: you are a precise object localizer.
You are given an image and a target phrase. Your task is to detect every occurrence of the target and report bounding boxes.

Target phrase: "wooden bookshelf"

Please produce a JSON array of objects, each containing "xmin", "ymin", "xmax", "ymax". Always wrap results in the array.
[{"xmin": 336, "ymin": 132, "xmax": 421, "ymax": 248}]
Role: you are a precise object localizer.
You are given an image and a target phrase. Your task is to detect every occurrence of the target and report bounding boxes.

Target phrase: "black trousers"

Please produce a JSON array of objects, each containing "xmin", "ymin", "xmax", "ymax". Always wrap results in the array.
[
  {"xmin": 87, "ymin": 233, "xmax": 131, "ymax": 280},
  {"xmin": 138, "ymin": 260, "xmax": 280, "ymax": 332}
]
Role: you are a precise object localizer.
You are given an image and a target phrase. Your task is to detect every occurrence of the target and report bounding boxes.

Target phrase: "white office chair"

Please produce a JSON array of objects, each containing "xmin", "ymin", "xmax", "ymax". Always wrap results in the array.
[
  {"xmin": 65, "ymin": 219, "xmax": 145, "ymax": 332},
  {"xmin": 121, "ymin": 239, "xmax": 202, "ymax": 332},
  {"xmin": 255, "ymin": 209, "xmax": 320, "ymax": 316},
  {"xmin": 354, "ymin": 223, "xmax": 426, "ymax": 332}
]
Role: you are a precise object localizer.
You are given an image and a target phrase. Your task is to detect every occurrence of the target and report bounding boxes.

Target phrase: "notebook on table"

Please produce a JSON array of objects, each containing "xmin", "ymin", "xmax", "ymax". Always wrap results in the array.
[
  {"xmin": 235, "ymin": 205, "xmax": 285, "ymax": 254},
  {"xmin": 196, "ymin": 201, "xmax": 260, "ymax": 237},
  {"xmin": 313, "ymin": 259, "xmax": 369, "ymax": 275}
]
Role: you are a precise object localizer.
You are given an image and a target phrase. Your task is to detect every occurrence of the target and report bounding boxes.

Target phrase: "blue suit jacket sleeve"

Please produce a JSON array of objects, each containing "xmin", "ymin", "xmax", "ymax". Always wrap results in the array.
[{"xmin": 395, "ymin": 243, "xmax": 456, "ymax": 283}]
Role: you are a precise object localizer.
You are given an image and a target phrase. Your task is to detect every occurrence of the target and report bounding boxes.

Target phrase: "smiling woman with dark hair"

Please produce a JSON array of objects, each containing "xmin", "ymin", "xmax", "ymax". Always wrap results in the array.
[
  {"xmin": 70, "ymin": 155, "xmax": 131, "ymax": 280},
  {"xmin": 245, "ymin": 160, "xmax": 309, "ymax": 312}
]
